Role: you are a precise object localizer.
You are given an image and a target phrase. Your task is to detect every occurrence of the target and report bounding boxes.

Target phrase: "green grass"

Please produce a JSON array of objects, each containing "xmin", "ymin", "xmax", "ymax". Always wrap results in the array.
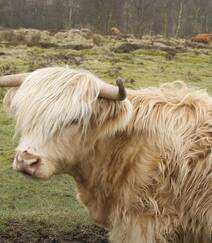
[{"xmin": 0, "ymin": 32, "xmax": 211, "ymax": 242}]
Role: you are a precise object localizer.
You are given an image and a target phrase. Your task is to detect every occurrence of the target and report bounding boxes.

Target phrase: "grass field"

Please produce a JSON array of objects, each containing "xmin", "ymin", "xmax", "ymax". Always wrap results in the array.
[{"xmin": 0, "ymin": 29, "xmax": 211, "ymax": 242}]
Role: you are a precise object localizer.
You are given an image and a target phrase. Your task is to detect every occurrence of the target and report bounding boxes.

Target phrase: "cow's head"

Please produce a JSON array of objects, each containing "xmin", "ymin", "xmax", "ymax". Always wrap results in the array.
[{"xmin": 0, "ymin": 67, "xmax": 132, "ymax": 179}]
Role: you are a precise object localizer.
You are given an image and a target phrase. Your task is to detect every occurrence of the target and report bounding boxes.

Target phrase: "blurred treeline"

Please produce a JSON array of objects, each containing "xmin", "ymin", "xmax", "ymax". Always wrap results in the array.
[{"xmin": 0, "ymin": 0, "xmax": 211, "ymax": 37}]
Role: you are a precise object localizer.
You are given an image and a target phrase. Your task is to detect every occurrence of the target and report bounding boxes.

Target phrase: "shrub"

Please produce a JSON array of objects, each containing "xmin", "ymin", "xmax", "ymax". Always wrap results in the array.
[
  {"xmin": 0, "ymin": 30, "xmax": 16, "ymax": 42},
  {"xmin": 92, "ymin": 34, "xmax": 104, "ymax": 46},
  {"xmin": 15, "ymin": 31, "xmax": 26, "ymax": 42},
  {"xmin": 27, "ymin": 32, "xmax": 41, "ymax": 46}
]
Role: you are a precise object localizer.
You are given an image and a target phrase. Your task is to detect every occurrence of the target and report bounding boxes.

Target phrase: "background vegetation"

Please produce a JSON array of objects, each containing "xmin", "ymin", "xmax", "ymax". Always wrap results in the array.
[{"xmin": 0, "ymin": 0, "xmax": 212, "ymax": 37}]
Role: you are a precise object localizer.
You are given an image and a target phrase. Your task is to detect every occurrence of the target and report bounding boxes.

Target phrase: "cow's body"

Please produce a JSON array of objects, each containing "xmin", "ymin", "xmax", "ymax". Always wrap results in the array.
[
  {"xmin": 3, "ymin": 67, "xmax": 212, "ymax": 243},
  {"xmin": 73, "ymin": 84, "xmax": 212, "ymax": 242},
  {"xmin": 191, "ymin": 33, "xmax": 212, "ymax": 44}
]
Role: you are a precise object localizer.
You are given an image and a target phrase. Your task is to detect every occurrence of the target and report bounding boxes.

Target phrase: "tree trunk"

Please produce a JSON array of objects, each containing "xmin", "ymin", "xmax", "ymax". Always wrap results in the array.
[
  {"xmin": 175, "ymin": 0, "xmax": 183, "ymax": 37},
  {"xmin": 114, "ymin": 0, "xmax": 126, "ymax": 30}
]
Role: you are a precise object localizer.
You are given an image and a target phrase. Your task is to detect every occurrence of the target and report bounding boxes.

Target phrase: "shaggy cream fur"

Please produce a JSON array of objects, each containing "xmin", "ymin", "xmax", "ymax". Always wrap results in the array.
[{"xmin": 4, "ymin": 67, "xmax": 212, "ymax": 243}]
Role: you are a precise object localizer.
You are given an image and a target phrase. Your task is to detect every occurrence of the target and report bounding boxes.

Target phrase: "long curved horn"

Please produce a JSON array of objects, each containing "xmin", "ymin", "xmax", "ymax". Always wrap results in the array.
[
  {"xmin": 0, "ymin": 73, "xmax": 29, "ymax": 87},
  {"xmin": 99, "ymin": 77, "xmax": 127, "ymax": 101}
]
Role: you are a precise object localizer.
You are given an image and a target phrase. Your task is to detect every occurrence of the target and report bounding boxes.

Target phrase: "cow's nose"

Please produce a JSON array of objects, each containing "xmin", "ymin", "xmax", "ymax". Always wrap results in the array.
[
  {"xmin": 16, "ymin": 152, "xmax": 40, "ymax": 166},
  {"xmin": 14, "ymin": 151, "xmax": 40, "ymax": 175}
]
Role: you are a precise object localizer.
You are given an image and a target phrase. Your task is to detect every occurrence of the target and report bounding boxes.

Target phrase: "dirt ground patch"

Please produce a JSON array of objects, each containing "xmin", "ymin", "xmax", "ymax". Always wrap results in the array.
[{"xmin": 0, "ymin": 221, "xmax": 108, "ymax": 243}]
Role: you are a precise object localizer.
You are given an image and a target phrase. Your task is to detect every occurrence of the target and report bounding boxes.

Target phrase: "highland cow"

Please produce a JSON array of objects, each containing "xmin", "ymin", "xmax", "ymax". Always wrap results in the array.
[
  {"xmin": 0, "ymin": 67, "xmax": 211, "ymax": 243},
  {"xmin": 191, "ymin": 33, "xmax": 212, "ymax": 44}
]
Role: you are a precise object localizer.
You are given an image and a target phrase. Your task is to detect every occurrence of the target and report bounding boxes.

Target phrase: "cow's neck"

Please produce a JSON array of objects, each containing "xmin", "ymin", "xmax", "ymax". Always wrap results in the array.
[{"xmin": 69, "ymin": 131, "xmax": 159, "ymax": 228}]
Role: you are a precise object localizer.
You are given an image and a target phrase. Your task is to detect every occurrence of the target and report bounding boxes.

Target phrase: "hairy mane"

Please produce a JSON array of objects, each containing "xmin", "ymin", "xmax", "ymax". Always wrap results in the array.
[
  {"xmin": 11, "ymin": 67, "xmax": 132, "ymax": 142},
  {"xmin": 129, "ymin": 81, "xmax": 212, "ymax": 155},
  {"xmin": 12, "ymin": 67, "xmax": 102, "ymax": 139},
  {"xmin": 126, "ymin": 81, "xmax": 212, "ymax": 234}
]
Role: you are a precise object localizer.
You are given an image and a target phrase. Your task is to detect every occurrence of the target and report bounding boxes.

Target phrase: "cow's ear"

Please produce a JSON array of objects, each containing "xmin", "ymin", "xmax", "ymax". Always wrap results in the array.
[
  {"xmin": 92, "ymin": 98, "xmax": 132, "ymax": 136},
  {"xmin": 3, "ymin": 87, "xmax": 18, "ymax": 116}
]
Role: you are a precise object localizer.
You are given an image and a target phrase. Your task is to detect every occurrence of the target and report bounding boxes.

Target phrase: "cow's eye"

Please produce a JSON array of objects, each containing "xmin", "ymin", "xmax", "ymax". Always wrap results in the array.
[
  {"xmin": 71, "ymin": 119, "xmax": 78, "ymax": 124},
  {"xmin": 64, "ymin": 119, "xmax": 79, "ymax": 129}
]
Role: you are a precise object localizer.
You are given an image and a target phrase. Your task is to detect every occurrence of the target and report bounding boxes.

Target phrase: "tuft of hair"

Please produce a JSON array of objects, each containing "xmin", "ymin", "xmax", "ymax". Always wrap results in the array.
[
  {"xmin": 128, "ymin": 81, "xmax": 212, "ymax": 162},
  {"xmin": 3, "ymin": 87, "xmax": 18, "ymax": 115},
  {"xmin": 130, "ymin": 81, "xmax": 212, "ymax": 133},
  {"xmin": 11, "ymin": 67, "xmax": 104, "ymax": 140},
  {"xmin": 11, "ymin": 67, "xmax": 132, "ymax": 143}
]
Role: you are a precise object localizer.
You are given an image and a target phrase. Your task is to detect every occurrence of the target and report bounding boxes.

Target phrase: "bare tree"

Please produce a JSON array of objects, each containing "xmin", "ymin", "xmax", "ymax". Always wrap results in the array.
[{"xmin": 0, "ymin": 0, "xmax": 211, "ymax": 36}]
